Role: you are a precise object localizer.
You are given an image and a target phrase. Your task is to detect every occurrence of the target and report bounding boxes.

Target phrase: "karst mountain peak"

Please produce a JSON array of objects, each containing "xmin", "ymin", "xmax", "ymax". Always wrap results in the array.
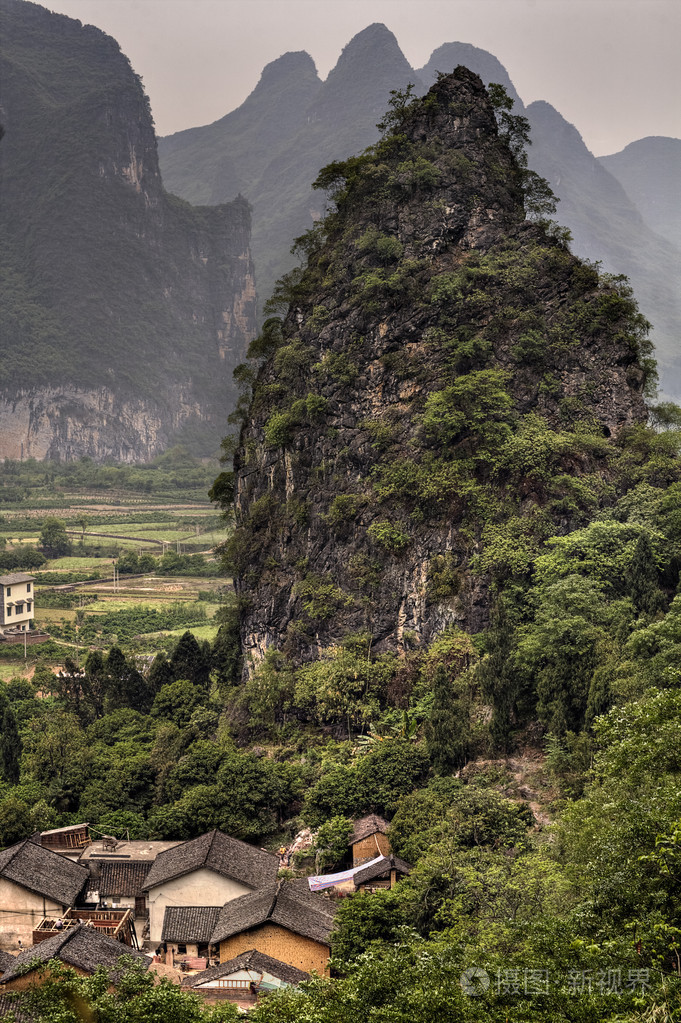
[{"xmin": 226, "ymin": 68, "xmax": 652, "ymax": 674}]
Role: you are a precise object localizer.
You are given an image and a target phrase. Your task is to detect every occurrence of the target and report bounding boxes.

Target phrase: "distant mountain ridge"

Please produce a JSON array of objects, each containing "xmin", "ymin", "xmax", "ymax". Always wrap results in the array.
[
  {"xmin": 599, "ymin": 137, "xmax": 681, "ymax": 252},
  {"xmin": 159, "ymin": 25, "xmax": 681, "ymax": 401},
  {"xmin": 0, "ymin": 0, "xmax": 257, "ymax": 460}
]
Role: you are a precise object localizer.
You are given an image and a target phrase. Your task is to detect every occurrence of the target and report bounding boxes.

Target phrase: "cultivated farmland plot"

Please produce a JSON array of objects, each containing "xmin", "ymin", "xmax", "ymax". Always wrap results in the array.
[{"xmin": 0, "ymin": 481, "xmax": 231, "ymax": 676}]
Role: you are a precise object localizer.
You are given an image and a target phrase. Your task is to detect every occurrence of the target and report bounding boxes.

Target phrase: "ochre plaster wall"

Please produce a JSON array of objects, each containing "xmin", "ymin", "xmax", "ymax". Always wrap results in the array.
[
  {"xmin": 351, "ymin": 832, "xmax": 390, "ymax": 866},
  {"xmin": 219, "ymin": 923, "xmax": 330, "ymax": 975}
]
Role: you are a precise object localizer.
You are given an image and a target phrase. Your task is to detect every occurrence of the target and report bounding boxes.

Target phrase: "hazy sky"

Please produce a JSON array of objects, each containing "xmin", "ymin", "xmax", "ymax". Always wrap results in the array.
[{"xmin": 42, "ymin": 0, "xmax": 680, "ymax": 156}]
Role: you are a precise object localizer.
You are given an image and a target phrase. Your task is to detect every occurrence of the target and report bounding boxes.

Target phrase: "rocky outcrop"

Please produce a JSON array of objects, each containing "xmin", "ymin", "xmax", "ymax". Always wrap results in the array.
[
  {"xmin": 230, "ymin": 69, "xmax": 651, "ymax": 673},
  {"xmin": 0, "ymin": 0, "xmax": 256, "ymax": 459},
  {"xmin": 0, "ymin": 386, "xmax": 206, "ymax": 462}
]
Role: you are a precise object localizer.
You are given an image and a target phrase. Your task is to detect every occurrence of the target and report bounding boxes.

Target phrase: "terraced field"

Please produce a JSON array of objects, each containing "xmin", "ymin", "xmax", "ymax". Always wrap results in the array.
[{"xmin": 0, "ymin": 489, "xmax": 231, "ymax": 676}]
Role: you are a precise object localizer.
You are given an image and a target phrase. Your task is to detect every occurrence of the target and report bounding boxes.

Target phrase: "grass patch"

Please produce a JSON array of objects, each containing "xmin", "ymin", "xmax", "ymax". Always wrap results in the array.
[
  {"xmin": 45, "ymin": 556, "xmax": 114, "ymax": 569},
  {"xmin": 147, "ymin": 623, "xmax": 221, "ymax": 642}
]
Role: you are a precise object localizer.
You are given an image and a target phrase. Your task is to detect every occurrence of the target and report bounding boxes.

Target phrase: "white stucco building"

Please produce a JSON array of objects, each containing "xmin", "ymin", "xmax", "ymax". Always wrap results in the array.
[
  {"xmin": 0, "ymin": 837, "xmax": 89, "ymax": 950},
  {"xmin": 142, "ymin": 830, "xmax": 280, "ymax": 945},
  {"xmin": 0, "ymin": 573, "xmax": 35, "ymax": 635}
]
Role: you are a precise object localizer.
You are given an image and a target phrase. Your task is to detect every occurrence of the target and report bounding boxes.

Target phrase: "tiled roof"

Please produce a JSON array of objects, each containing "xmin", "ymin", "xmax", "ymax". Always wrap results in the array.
[
  {"xmin": 349, "ymin": 815, "xmax": 390, "ymax": 845},
  {"xmin": 0, "ymin": 992, "xmax": 34, "ymax": 1021},
  {"xmin": 211, "ymin": 880, "xmax": 335, "ymax": 947},
  {"xmin": 184, "ymin": 948, "xmax": 309, "ymax": 988},
  {"xmin": 0, "ymin": 925, "xmax": 148, "ymax": 984},
  {"xmin": 98, "ymin": 861, "xmax": 150, "ymax": 897},
  {"xmin": 0, "ymin": 838, "xmax": 89, "ymax": 906},
  {"xmin": 143, "ymin": 830, "xmax": 279, "ymax": 892},
  {"xmin": 162, "ymin": 906, "xmax": 221, "ymax": 943},
  {"xmin": 353, "ymin": 854, "xmax": 412, "ymax": 886},
  {"xmin": 0, "ymin": 950, "xmax": 16, "ymax": 973},
  {"xmin": 0, "ymin": 574, "xmax": 35, "ymax": 586}
]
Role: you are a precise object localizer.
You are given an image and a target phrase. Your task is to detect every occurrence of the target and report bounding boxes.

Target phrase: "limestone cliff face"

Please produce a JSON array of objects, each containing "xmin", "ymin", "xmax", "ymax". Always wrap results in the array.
[
  {"xmin": 0, "ymin": 386, "xmax": 205, "ymax": 463},
  {"xmin": 0, "ymin": 0, "xmax": 256, "ymax": 459},
  {"xmin": 230, "ymin": 69, "xmax": 650, "ymax": 671}
]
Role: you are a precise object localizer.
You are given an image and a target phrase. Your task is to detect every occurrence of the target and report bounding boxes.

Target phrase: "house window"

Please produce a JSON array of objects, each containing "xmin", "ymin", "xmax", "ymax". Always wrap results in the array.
[
  {"xmin": 177, "ymin": 944, "xmax": 187, "ymax": 955},
  {"xmin": 26, "ymin": 583, "xmax": 31, "ymax": 593},
  {"xmin": 6, "ymin": 607, "xmax": 11, "ymax": 616},
  {"xmin": 15, "ymin": 603, "xmax": 24, "ymax": 614},
  {"xmin": 26, "ymin": 602, "xmax": 32, "ymax": 612},
  {"xmin": 6, "ymin": 587, "xmax": 11, "ymax": 596}
]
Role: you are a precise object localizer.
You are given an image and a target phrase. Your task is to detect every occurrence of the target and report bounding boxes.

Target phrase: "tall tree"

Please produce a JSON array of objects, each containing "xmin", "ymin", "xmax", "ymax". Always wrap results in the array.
[
  {"xmin": 39, "ymin": 516, "xmax": 72, "ymax": 557},
  {"xmin": 147, "ymin": 652, "xmax": 174, "ymax": 694},
  {"xmin": 0, "ymin": 695, "xmax": 21, "ymax": 784},
  {"xmin": 478, "ymin": 599, "xmax": 524, "ymax": 750},
  {"xmin": 426, "ymin": 663, "xmax": 468, "ymax": 774},
  {"xmin": 624, "ymin": 533, "xmax": 666, "ymax": 616},
  {"xmin": 170, "ymin": 631, "xmax": 211, "ymax": 691}
]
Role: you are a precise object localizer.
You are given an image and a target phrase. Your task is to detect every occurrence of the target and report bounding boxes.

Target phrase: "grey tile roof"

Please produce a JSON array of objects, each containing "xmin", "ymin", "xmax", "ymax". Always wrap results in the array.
[
  {"xmin": 0, "ymin": 992, "xmax": 34, "ymax": 1022},
  {"xmin": 184, "ymin": 948, "xmax": 309, "ymax": 988},
  {"xmin": 211, "ymin": 880, "xmax": 335, "ymax": 947},
  {"xmin": 143, "ymin": 830, "xmax": 279, "ymax": 892},
  {"xmin": 0, "ymin": 839, "xmax": 89, "ymax": 906},
  {"xmin": 0, "ymin": 950, "xmax": 16, "ymax": 973},
  {"xmin": 0, "ymin": 925, "xmax": 148, "ymax": 985},
  {"xmin": 98, "ymin": 861, "xmax": 150, "ymax": 897},
  {"xmin": 349, "ymin": 815, "xmax": 390, "ymax": 845},
  {"xmin": 353, "ymin": 854, "xmax": 412, "ymax": 886},
  {"xmin": 162, "ymin": 906, "xmax": 221, "ymax": 943},
  {"xmin": 0, "ymin": 574, "xmax": 35, "ymax": 586}
]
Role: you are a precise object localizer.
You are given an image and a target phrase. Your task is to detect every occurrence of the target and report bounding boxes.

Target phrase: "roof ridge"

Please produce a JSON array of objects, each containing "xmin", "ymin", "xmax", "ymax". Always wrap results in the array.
[
  {"xmin": 206, "ymin": 829, "xmax": 219, "ymax": 862},
  {"xmin": 265, "ymin": 886, "xmax": 279, "ymax": 921},
  {"xmin": 213, "ymin": 828, "xmax": 279, "ymax": 859}
]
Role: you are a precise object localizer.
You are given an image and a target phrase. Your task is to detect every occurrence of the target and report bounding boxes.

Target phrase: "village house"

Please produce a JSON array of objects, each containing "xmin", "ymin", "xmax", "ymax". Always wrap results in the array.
[
  {"xmin": 97, "ymin": 861, "xmax": 153, "ymax": 914},
  {"xmin": 0, "ymin": 837, "xmax": 89, "ymax": 950},
  {"xmin": 0, "ymin": 573, "xmax": 34, "ymax": 635},
  {"xmin": 183, "ymin": 948, "xmax": 309, "ymax": 1004},
  {"xmin": 161, "ymin": 906, "xmax": 220, "ymax": 961},
  {"xmin": 143, "ymin": 830, "xmax": 280, "ymax": 945},
  {"xmin": 210, "ymin": 879, "xmax": 335, "ymax": 976},
  {"xmin": 349, "ymin": 814, "xmax": 391, "ymax": 866},
  {"xmin": 353, "ymin": 853, "xmax": 412, "ymax": 892},
  {"xmin": 0, "ymin": 923, "xmax": 149, "ymax": 993},
  {"xmin": 79, "ymin": 835, "xmax": 181, "ymax": 917}
]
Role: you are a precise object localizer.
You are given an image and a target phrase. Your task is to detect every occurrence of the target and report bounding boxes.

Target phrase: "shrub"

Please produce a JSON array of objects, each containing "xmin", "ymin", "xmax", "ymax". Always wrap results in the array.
[
  {"xmin": 325, "ymin": 494, "xmax": 363, "ymax": 526},
  {"xmin": 294, "ymin": 574, "xmax": 354, "ymax": 622},
  {"xmin": 368, "ymin": 519, "xmax": 412, "ymax": 553},
  {"xmin": 264, "ymin": 410, "xmax": 299, "ymax": 447}
]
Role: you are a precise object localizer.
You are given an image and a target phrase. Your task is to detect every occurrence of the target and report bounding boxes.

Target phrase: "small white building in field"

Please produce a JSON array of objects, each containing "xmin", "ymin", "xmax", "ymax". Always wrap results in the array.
[{"xmin": 0, "ymin": 574, "xmax": 35, "ymax": 635}]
